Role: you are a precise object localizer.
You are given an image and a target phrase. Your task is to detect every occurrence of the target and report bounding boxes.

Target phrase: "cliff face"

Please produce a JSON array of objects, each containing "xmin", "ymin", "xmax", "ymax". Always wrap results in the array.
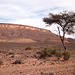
[
  {"xmin": 0, "ymin": 23, "xmax": 59, "ymax": 43},
  {"xmin": 0, "ymin": 23, "xmax": 49, "ymax": 32}
]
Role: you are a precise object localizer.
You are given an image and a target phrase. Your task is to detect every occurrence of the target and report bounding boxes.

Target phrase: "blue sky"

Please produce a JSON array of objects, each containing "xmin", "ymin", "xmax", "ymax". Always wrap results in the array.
[{"xmin": 0, "ymin": 0, "xmax": 75, "ymax": 38}]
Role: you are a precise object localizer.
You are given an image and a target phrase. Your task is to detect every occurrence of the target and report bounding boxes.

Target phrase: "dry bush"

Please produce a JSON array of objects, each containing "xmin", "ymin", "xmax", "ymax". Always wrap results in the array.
[
  {"xmin": 40, "ymin": 47, "xmax": 52, "ymax": 58},
  {"xmin": 13, "ymin": 59, "xmax": 23, "ymax": 64},
  {"xmin": 25, "ymin": 46, "xmax": 33, "ymax": 50},
  {"xmin": 55, "ymin": 51, "xmax": 62, "ymax": 60},
  {"xmin": 39, "ymin": 46, "xmax": 61, "ymax": 59},
  {"xmin": 9, "ymin": 52, "xmax": 14, "ymax": 55},
  {"xmin": 63, "ymin": 51, "xmax": 70, "ymax": 60}
]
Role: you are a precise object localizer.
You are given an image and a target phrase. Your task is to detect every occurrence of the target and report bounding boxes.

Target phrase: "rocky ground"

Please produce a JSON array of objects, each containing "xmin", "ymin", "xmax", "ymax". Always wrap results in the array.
[{"xmin": 0, "ymin": 47, "xmax": 75, "ymax": 75}]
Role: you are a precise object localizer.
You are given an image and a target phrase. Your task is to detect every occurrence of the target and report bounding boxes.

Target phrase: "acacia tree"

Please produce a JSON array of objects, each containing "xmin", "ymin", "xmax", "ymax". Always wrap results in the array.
[{"xmin": 43, "ymin": 11, "xmax": 75, "ymax": 51}]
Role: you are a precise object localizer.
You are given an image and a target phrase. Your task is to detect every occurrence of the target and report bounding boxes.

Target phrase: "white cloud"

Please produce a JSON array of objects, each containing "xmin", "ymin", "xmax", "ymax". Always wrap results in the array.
[
  {"xmin": 0, "ymin": 0, "xmax": 75, "ymax": 38},
  {"xmin": 9, "ymin": 17, "xmax": 46, "ymax": 29}
]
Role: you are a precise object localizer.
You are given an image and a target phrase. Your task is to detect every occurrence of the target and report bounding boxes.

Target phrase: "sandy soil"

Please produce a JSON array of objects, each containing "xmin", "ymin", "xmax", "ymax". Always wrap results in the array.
[{"xmin": 0, "ymin": 48, "xmax": 75, "ymax": 75}]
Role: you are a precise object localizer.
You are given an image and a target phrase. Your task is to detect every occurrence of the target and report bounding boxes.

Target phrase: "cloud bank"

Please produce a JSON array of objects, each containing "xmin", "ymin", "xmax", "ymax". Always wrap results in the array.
[{"xmin": 0, "ymin": 0, "xmax": 75, "ymax": 38}]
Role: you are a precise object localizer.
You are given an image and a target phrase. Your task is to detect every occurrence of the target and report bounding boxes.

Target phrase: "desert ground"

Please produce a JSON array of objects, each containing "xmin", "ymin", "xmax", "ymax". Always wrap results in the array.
[
  {"xmin": 0, "ymin": 44, "xmax": 75, "ymax": 75},
  {"xmin": 0, "ymin": 23, "xmax": 75, "ymax": 75}
]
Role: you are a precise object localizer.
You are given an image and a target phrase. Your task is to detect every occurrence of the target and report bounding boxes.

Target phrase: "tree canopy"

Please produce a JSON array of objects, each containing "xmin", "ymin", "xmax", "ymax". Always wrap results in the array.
[{"xmin": 43, "ymin": 11, "xmax": 75, "ymax": 51}]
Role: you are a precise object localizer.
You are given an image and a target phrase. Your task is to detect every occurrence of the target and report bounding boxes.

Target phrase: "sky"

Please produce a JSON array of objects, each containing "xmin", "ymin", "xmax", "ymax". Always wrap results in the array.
[{"xmin": 0, "ymin": 0, "xmax": 75, "ymax": 38}]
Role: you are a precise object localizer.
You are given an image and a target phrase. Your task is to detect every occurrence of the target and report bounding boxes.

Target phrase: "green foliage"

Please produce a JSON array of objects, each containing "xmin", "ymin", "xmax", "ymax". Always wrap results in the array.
[
  {"xmin": 39, "ymin": 46, "xmax": 62, "ymax": 58},
  {"xmin": 51, "ymin": 49, "xmax": 56, "ymax": 54},
  {"xmin": 11, "ymin": 55, "xmax": 14, "ymax": 58},
  {"xmin": 52, "ymin": 46, "xmax": 62, "ymax": 60},
  {"xmin": 63, "ymin": 51, "xmax": 70, "ymax": 60},
  {"xmin": 40, "ymin": 62, "xmax": 43, "ymax": 65},
  {"xmin": 51, "ymin": 46, "xmax": 61, "ymax": 54},
  {"xmin": 55, "ymin": 51, "xmax": 62, "ymax": 59},
  {"xmin": 51, "ymin": 62, "xmax": 55, "ymax": 65},
  {"xmin": 13, "ymin": 59, "xmax": 23, "ymax": 64},
  {"xmin": 43, "ymin": 11, "xmax": 75, "ymax": 35},
  {"xmin": 25, "ymin": 46, "xmax": 32, "ymax": 50},
  {"xmin": 40, "ymin": 47, "xmax": 52, "ymax": 58},
  {"xmin": 43, "ymin": 11, "xmax": 75, "ymax": 51},
  {"xmin": 39, "ymin": 46, "xmax": 71, "ymax": 61},
  {"xmin": 0, "ymin": 59, "xmax": 3, "ymax": 65}
]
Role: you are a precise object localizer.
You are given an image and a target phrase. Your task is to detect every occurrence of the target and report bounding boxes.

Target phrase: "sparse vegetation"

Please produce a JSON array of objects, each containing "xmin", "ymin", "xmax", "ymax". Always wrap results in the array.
[
  {"xmin": 39, "ymin": 46, "xmax": 62, "ymax": 59},
  {"xmin": 11, "ymin": 55, "xmax": 14, "ymax": 58},
  {"xmin": 51, "ymin": 46, "xmax": 61, "ymax": 54},
  {"xmin": 40, "ymin": 62, "xmax": 43, "ymax": 65},
  {"xmin": 63, "ymin": 51, "xmax": 70, "ymax": 60},
  {"xmin": 41, "ymin": 72, "xmax": 44, "ymax": 75},
  {"xmin": 39, "ymin": 46, "xmax": 71, "ymax": 61},
  {"xmin": 9, "ymin": 52, "xmax": 14, "ymax": 55},
  {"xmin": 0, "ymin": 22, "xmax": 74, "ymax": 75},
  {"xmin": 51, "ymin": 62, "xmax": 55, "ymax": 65},
  {"xmin": 41, "ymin": 72, "xmax": 54, "ymax": 75},
  {"xmin": 13, "ymin": 59, "xmax": 23, "ymax": 64},
  {"xmin": 1, "ymin": 51, "xmax": 7, "ymax": 54},
  {"xmin": 40, "ymin": 47, "xmax": 52, "ymax": 58},
  {"xmin": 51, "ymin": 49, "xmax": 56, "ymax": 55},
  {"xmin": 0, "ymin": 45, "xmax": 74, "ymax": 75},
  {"xmin": 25, "ymin": 46, "xmax": 33, "ymax": 50},
  {"xmin": 55, "ymin": 51, "xmax": 62, "ymax": 60}
]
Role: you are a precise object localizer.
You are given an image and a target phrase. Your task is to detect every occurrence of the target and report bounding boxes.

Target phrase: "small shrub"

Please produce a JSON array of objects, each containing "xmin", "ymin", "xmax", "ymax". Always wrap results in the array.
[
  {"xmin": 41, "ymin": 72, "xmax": 44, "ymax": 75},
  {"xmin": 9, "ymin": 52, "xmax": 14, "ymax": 55},
  {"xmin": 51, "ymin": 49, "xmax": 56, "ymax": 54},
  {"xmin": 51, "ymin": 46, "xmax": 61, "ymax": 55},
  {"xmin": 1, "ymin": 51, "xmax": 7, "ymax": 54},
  {"xmin": 40, "ymin": 47, "xmax": 52, "ymax": 58},
  {"xmin": 49, "ymin": 72, "xmax": 54, "ymax": 75},
  {"xmin": 25, "ymin": 46, "xmax": 32, "ymax": 50},
  {"xmin": 13, "ymin": 59, "xmax": 23, "ymax": 64},
  {"xmin": 51, "ymin": 62, "xmax": 55, "ymax": 65},
  {"xmin": 63, "ymin": 51, "xmax": 70, "ymax": 60},
  {"xmin": 52, "ymin": 46, "xmax": 61, "ymax": 51},
  {"xmin": 55, "ymin": 51, "xmax": 62, "ymax": 60},
  {"xmin": 40, "ymin": 62, "xmax": 43, "ymax": 65},
  {"xmin": 11, "ymin": 55, "xmax": 14, "ymax": 58},
  {"xmin": 0, "ymin": 59, "xmax": 3, "ymax": 65}
]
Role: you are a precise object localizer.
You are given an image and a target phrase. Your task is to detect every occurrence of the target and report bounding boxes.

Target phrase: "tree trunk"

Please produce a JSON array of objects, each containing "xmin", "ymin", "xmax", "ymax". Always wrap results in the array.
[
  {"xmin": 57, "ymin": 27, "xmax": 67, "ymax": 51},
  {"xmin": 61, "ymin": 39, "xmax": 66, "ymax": 51}
]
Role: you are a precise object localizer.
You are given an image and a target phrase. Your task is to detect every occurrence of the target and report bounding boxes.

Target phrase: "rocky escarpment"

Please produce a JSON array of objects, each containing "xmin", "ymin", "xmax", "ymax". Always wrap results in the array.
[
  {"xmin": 0, "ymin": 23, "xmax": 59, "ymax": 43},
  {"xmin": 0, "ymin": 23, "xmax": 75, "ymax": 49},
  {"xmin": 0, "ymin": 23, "xmax": 50, "ymax": 32}
]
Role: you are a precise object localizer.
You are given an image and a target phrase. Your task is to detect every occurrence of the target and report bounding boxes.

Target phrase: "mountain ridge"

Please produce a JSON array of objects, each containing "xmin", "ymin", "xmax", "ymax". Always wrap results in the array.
[
  {"xmin": 0, "ymin": 23, "xmax": 75, "ymax": 49},
  {"xmin": 0, "ymin": 23, "xmax": 50, "ymax": 33},
  {"xmin": 0, "ymin": 23, "xmax": 59, "ymax": 43}
]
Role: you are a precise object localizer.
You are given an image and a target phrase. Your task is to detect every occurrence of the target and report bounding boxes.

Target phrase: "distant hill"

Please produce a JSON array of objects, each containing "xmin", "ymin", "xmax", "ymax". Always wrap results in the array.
[
  {"xmin": 0, "ymin": 23, "xmax": 74, "ymax": 48},
  {"xmin": 0, "ymin": 23, "xmax": 59, "ymax": 43}
]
